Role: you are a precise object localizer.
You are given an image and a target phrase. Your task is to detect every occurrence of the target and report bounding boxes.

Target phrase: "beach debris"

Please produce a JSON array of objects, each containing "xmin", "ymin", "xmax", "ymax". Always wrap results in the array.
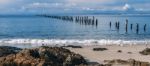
[
  {"xmin": 0, "ymin": 46, "xmax": 87, "ymax": 66},
  {"xmin": 93, "ymin": 48, "xmax": 108, "ymax": 51},
  {"xmin": 140, "ymin": 48, "xmax": 150, "ymax": 55}
]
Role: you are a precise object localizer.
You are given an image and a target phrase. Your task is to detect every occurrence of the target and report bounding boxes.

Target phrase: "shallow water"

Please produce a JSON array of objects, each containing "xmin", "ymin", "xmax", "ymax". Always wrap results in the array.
[{"xmin": 0, "ymin": 15, "xmax": 150, "ymax": 47}]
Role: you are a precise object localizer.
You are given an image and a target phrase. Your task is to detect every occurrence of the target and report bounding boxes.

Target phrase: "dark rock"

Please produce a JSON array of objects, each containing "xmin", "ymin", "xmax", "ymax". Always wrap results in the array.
[
  {"xmin": 117, "ymin": 50, "xmax": 122, "ymax": 53},
  {"xmin": 0, "ymin": 46, "xmax": 87, "ymax": 66},
  {"xmin": 104, "ymin": 59, "xmax": 128, "ymax": 64},
  {"xmin": 104, "ymin": 59, "xmax": 150, "ymax": 66},
  {"xmin": 93, "ymin": 48, "xmax": 108, "ymax": 51},
  {"xmin": 140, "ymin": 48, "xmax": 150, "ymax": 55},
  {"xmin": 127, "ymin": 52, "xmax": 132, "ymax": 54},
  {"xmin": 62, "ymin": 45, "xmax": 82, "ymax": 48},
  {"xmin": 0, "ymin": 46, "xmax": 22, "ymax": 57}
]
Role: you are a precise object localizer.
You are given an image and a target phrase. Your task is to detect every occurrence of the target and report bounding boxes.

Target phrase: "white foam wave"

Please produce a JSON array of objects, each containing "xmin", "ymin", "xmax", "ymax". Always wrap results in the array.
[{"xmin": 0, "ymin": 39, "xmax": 149, "ymax": 46}]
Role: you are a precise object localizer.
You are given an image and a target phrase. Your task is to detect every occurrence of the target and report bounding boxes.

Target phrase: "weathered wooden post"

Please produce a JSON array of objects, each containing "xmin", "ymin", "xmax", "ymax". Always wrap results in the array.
[
  {"xmin": 118, "ymin": 21, "xmax": 120, "ymax": 31},
  {"xmin": 115, "ymin": 22, "xmax": 118, "ymax": 29},
  {"xmin": 136, "ymin": 23, "xmax": 139, "ymax": 34},
  {"xmin": 144, "ymin": 24, "xmax": 147, "ymax": 32},
  {"xmin": 109, "ymin": 21, "xmax": 111, "ymax": 29},
  {"xmin": 130, "ymin": 24, "xmax": 133, "ymax": 30},
  {"xmin": 125, "ymin": 19, "xmax": 128, "ymax": 33},
  {"xmin": 92, "ymin": 16, "xmax": 95, "ymax": 25},
  {"xmin": 95, "ymin": 19, "xmax": 98, "ymax": 27}
]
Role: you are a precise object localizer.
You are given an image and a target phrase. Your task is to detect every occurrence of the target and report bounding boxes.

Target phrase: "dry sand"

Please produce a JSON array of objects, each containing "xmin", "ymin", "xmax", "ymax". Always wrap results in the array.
[{"xmin": 67, "ymin": 44, "xmax": 150, "ymax": 64}]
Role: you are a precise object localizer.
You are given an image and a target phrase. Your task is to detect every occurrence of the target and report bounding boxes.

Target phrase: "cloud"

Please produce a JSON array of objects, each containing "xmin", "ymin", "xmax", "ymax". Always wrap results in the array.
[
  {"xmin": 0, "ymin": 0, "xmax": 150, "ymax": 14},
  {"xmin": 123, "ymin": 4, "xmax": 134, "ymax": 11},
  {"xmin": 67, "ymin": 0, "xmax": 115, "ymax": 4},
  {"xmin": 21, "ymin": 2, "xmax": 77, "ymax": 11},
  {"xmin": 22, "ymin": 2, "xmax": 63, "ymax": 9}
]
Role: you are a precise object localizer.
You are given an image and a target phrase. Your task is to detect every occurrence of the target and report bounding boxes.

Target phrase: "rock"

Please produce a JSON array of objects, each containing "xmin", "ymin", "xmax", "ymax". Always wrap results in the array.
[
  {"xmin": 117, "ymin": 50, "xmax": 122, "ymax": 53},
  {"xmin": 0, "ymin": 46, "xmax": 87, "ymax": 66},
  {"xmin": 127, "ymin": 52, "xmax": 132, "ymax": 54},
  {"xmin": 104, "ymin": 59, "xmax": 128, "ymax": 64},
  {"xmin": 140, "ymin": 48, "xmax": 150, "ymax": 55},
  {"xmin": 0, "ymin": 46, "xmax": 22, "ymax": 57},
  {"xmin": 104, "ymin": 59, "xmax": 150, "ymax": 66},
  {"xmin": 62, "ymin": 45, "xmax": 82, "ymax": 48},
  {"xmin": 64, "ymin": 54, "xmax": 86, "ymax": 66},
  {"xmin": 93, "ymin": 48, "xmax": 108, "ymax": 51}
]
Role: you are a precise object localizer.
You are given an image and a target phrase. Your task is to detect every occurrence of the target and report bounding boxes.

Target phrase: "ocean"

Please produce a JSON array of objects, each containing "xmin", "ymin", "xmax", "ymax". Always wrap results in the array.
[{"xmin": 0, "ymin": 15, "xmax": 150, "ymax": 48}]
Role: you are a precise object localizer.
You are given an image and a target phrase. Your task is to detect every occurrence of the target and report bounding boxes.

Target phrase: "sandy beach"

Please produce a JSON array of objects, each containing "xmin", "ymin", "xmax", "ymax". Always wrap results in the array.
[
  {"xmin": 0, "ymin": 44, "xmax": 150, "ymax": 66},
  {"xmin": 67, "ymin": 44, "xmax": 150, "ymax": 64}
]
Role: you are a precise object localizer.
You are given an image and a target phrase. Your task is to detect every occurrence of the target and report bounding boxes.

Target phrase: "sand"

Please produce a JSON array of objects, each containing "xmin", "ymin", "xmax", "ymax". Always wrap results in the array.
[{"xmin": 67, "ymin": 44, "xmax": 150, "ymax": 64}]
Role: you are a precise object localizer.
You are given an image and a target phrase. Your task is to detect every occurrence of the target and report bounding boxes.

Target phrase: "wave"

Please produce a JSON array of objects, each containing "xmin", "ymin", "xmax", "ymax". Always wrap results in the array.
[{"xmin": 0, "ymin": 39, "xmax": 149, "ymax": 46}]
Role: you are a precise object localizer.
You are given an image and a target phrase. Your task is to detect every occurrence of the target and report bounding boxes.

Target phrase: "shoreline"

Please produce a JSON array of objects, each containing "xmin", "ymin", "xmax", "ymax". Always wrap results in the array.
[{"xmin": 0, "ymin": 39, "xmax": 150, "ymax": 46}]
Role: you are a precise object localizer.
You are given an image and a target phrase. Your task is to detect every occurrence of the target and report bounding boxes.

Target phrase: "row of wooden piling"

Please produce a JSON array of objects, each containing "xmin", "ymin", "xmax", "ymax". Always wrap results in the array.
[
  {"xmin": 110, "ymin": 19, "xmax": 147, "ymax": 34},
  {"xmin": 75, "ymin": 16, "xmax": 98, "ymax": 26},
  {"xmin": 41, "ymin": 15, "xmax": 74, "ymax": 21},
  {"xmin": 38, "ymin": 15, "xmax": 99, "ymax": 27}
]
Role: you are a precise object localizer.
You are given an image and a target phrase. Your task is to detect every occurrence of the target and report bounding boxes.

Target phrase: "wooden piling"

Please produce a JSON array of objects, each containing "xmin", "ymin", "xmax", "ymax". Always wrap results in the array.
[
  {"xmin": 109, "ymin": 21, "xmax": 111, "ymax": 29},
  {"xmin": 95, "ymin": 19, "xmax": 98, "ymax": 27},
  {"xmin": 125, "ymin": 19, "xmax": 128, "ymax": 33},
  {"xmin": 144, "ymin": 24, "xmax": 146, "ymax": 32},
  {"xmin": 136, "ymin": 23, "xmax": 139, "ymax": 34},
  {"xmin": 117, "ymin": 21, "xmax": 120, "ymax": 30},
  {"xmin": 115, "ymin": 22, "xmax": 118, "ymax": 29},
  {"xmin": 131, "ymin": 24, "xmax": 133, "ymax": 30}
]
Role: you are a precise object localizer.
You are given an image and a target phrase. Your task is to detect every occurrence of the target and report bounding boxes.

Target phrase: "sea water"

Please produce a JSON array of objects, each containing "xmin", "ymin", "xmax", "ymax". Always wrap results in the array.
[{"xmin": 0, "ymin": 15, "xmax": 150, "ymax": 48}]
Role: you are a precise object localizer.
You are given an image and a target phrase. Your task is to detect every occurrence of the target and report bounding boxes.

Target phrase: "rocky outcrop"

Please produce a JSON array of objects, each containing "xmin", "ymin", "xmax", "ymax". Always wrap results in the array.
[
  {"xmin": 0, "ymin": 46, "xmax": 87, "ymax": 66},
  {"xmin": 62, "ymin": 45, "xmax": 82, "ymax": 48},
  {"xmin": 104, "ymin": 59, "xmax": 150, "ymax": 66},
  {"xmin": 1, "ymin": 46, "xmax": 150, "ymax": 66},
  {"xmin": 140, "ymin": 48, "xmax": 150, "ymax": 55},
  {"xmin": 93, "ymin": 48, "xmax": 108, "ymax": 51},
  {"xmin": 0, "ymin": 46, "xmax": 22, "ymax": 57}
]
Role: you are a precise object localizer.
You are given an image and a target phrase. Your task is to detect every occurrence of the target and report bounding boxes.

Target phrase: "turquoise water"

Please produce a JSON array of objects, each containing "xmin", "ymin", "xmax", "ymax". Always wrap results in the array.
[{"xmin": 0, "ymin": 15, "xmax": 150, "ymax": 47}]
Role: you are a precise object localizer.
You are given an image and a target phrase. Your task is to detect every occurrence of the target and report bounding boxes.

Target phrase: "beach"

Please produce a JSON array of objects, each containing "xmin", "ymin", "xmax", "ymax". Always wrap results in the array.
[
  {"xmin": 67, "ymin": 44, "xmax": 150, "ymax": 64},
  {"xmin": 0, "ymin": 44, "xmax": 150, "ymax": 66}
]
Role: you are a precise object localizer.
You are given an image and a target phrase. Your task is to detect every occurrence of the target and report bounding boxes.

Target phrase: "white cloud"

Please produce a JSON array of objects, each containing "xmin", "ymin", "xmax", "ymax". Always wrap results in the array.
[
  {"xmin": 0, "ymin": 0, "xmax": 149, "ymax": 14},
  {"xmin": 21, "ymin": 2, "xmax": 78, "ymax": 11},
  {"xmin": 67, "ymin": 0, "xmax": 116, "ymax": 4},
  {"xmin": 123, "ymin": 4, "xmax": 134, "ymax": 11},
  {"xmin": 21, "ymin": 3, "xmax": 61, "ymax": 10}
]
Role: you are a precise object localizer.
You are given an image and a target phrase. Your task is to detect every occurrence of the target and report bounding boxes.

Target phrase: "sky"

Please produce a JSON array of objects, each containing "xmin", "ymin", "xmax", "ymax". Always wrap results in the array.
[{"xmin": 0, "ymin": 0, "xmax": 150, "ymax": 14}]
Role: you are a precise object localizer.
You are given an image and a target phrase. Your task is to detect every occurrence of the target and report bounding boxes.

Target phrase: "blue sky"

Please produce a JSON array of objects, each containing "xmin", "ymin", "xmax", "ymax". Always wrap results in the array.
[{"xmin": 0, "ymin": 0, "xmax": 150, "ymax": 14}]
